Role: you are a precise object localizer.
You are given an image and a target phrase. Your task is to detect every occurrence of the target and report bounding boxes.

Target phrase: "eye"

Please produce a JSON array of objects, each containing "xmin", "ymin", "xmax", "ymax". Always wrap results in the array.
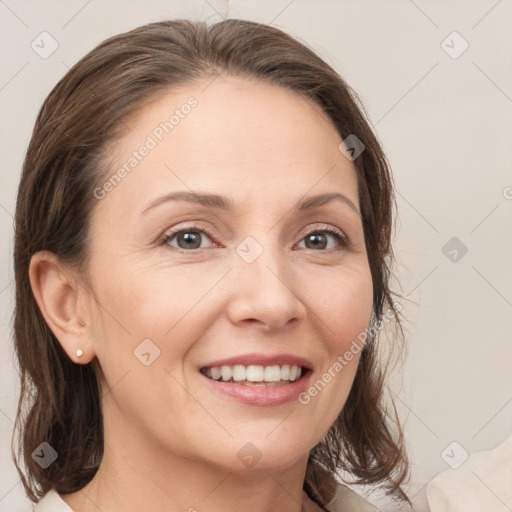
[
  {"xmin": 160, "ymin": 224, "xmax": 349, "ymax": 254},
  {"xmin": 297, "ymin": 227, "xmax": 349, "ymax": 251},
  {"xmin": 161, "ymin": 226, "xmax": 216, "ymax": 253}
]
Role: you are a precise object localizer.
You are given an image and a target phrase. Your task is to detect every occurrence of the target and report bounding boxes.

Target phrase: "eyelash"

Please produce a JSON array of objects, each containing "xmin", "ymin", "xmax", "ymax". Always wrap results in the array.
[{"xmin": 159, "ymin": 224, "xmax": 350, "ymax": 254}]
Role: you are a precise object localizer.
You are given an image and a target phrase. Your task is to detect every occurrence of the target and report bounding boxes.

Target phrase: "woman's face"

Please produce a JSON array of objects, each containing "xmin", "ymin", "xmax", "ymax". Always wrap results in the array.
[{"xmin": 83, "ymin": 75, "xmax": 373, "ymax": 472}]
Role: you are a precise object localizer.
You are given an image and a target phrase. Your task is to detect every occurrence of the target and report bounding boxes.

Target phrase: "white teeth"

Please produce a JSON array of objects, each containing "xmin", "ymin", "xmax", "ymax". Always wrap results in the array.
[
  {"xmin": 264, "ymin": 365, "xmax": 281, "ymax": 382},
  {"xmin": 210, "ymin": 367, "xmax": 222, "ymax": 380},
  {"xmin": 246, "ymin": 365, "xmax": 264, "ymax": 382},
  {"xmin": 204, "ymin": 364, "xmax": 303, "ymax": 383},
  {"xmin": 232, "ymin": 365, "xmax": 246, "ymax": 381},
  {"xmin": 220, "ymin": 366, "xmax": 232, "ymax": 381}
]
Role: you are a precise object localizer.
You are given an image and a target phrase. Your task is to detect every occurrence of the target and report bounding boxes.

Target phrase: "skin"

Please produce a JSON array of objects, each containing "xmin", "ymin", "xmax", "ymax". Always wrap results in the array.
[{"xmin": 30, "ymin": 75, "xmax": 373, "ymax": 512}]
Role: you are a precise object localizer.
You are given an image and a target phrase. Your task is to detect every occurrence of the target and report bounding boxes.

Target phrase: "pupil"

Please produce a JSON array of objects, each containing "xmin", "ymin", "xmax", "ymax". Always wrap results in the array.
[
  {"xmin": 307, "ymin": 233, "xmax": 326, "ymax": 250},
  {"xmin": 179, "ymin": 232, "xmax": 200, "ymax": 249}
]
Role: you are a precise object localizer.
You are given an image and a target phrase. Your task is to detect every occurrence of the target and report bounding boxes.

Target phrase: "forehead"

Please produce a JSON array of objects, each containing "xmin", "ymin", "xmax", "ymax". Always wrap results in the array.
[{"xmin": 94, "ymin": 75, "xmax": 359, "ymax": 218}]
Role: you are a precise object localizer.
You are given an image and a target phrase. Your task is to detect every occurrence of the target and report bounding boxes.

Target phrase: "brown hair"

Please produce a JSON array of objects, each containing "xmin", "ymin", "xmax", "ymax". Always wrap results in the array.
[{"xmin": 12, "ymin": 18, "xmax": 410, "ymax": 507}]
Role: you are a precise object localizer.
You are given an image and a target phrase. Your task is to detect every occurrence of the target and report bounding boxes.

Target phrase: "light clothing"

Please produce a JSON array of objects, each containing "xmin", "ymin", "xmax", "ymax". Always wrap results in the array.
[
  {"xmin": 34, "ymin": 482, "xmax": 379, "ymax": 511},
  {"xmin": 427, "ymin": 434, "xmax": 512, "ymax": 512},
  {"xmin": 34, "ymin": 489, "xmax": 73, "ymax": 511},
  {"xmin": 325, "ymin": 483, "xmax": 380, "ymax": 511}
]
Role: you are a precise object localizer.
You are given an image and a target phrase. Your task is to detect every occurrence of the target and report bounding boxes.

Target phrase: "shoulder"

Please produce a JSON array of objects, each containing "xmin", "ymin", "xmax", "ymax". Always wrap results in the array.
[
  {"xmin": 325, "ymin": 482, "xmax": 380, "ymax": 512},
  {"xmin": 33, "ymin": 489, "xmax": 74, "ymax": 512}
]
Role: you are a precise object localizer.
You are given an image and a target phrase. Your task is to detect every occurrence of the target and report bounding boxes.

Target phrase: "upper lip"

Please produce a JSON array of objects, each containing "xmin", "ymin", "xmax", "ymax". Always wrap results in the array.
[{"xmin": 201, "ymin": 353, "xmax": 313, "ymax": 371}]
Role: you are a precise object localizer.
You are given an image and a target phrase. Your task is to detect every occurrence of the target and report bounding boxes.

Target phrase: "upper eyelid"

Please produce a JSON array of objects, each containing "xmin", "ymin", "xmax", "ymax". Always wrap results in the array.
[
  {"xmin": 162, "ymin": 222, "xmax": 346, "ymax": 236},
  {"xmin": 296, "ymin": 223, "xmax": 347, "ymax": 238}
]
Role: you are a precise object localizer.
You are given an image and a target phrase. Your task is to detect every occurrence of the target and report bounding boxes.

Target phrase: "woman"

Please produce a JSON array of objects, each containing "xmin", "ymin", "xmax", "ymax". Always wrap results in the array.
[{"xmin": 13, "ymin": 19, "xmax": 410, "ymax": 512}]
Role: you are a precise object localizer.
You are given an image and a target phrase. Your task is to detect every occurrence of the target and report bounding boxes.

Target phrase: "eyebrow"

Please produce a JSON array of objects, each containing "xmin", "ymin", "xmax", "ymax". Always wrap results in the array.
[{"xmin": 141, "ymin": 191, "xmax": 360, "ymax": 216}]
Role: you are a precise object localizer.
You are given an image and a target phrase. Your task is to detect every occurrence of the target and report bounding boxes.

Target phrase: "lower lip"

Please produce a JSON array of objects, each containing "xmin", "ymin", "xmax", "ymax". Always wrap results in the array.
[{"xmin": 199, "ymin": 371, "xmax": 311, "ymax": 407}]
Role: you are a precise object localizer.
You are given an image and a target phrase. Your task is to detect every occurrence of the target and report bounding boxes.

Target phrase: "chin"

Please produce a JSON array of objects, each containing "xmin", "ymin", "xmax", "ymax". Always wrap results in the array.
[{"xmin": 198, "ymin": 436, "xmax": 314, "ymax": 474}]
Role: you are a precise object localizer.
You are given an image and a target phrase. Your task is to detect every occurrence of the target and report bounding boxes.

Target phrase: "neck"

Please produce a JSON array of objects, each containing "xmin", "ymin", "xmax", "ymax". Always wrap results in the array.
[{"xmin": 61, "ymin": 406, "xmax": 316, "ymax": 512}]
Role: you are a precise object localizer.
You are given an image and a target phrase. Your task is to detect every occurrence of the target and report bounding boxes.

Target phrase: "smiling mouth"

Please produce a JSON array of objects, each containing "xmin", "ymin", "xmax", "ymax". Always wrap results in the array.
[{"xmin": 200, "ymin": 364, "xmax": 307, "ymax": 387}]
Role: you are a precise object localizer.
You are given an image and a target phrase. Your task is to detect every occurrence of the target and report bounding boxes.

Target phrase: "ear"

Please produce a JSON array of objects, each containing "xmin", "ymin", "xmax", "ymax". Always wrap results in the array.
[{"xmin": 29, "ymin": 250, "xmax": 96, "ymax": 364}]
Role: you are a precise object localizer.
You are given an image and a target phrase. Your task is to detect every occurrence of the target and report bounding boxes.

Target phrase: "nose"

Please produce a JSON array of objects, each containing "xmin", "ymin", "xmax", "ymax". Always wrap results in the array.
[{"xmin": 225, "ymin": 240, "xmax": 306, "ymax": 332}]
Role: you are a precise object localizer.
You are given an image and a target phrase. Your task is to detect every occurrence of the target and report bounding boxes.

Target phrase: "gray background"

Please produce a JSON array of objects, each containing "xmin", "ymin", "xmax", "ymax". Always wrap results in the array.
[{"xmin": 1, "ymin": 1, "xmax": 511, "ymax": 511}]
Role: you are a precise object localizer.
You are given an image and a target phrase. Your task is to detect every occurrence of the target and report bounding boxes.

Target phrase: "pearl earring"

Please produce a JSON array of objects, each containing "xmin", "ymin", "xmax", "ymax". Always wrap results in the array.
[{"xmin": 76, "ymin": 348, "xmax": 84, "ymax": 358}]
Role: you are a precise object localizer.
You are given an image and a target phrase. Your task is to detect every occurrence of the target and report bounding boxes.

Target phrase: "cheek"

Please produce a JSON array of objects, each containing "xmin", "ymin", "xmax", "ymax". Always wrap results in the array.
[
  {"xmin": 296, "ymin": 264, "xmax": 373, "ymax": 417},
  {"xmin": 314, "ymin": 264, "xmax": 374, "ymax": 350},
  {"xmin": 88, "ymin": 257, "xmax": 226, "ymax": 366},
  {"xmin": 90, "ymin": 249, "xmax": 373, "ymax": 366},
  {"xmin": 85, "ymin": 260, "xmax": 211, "ymax": 435}
]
